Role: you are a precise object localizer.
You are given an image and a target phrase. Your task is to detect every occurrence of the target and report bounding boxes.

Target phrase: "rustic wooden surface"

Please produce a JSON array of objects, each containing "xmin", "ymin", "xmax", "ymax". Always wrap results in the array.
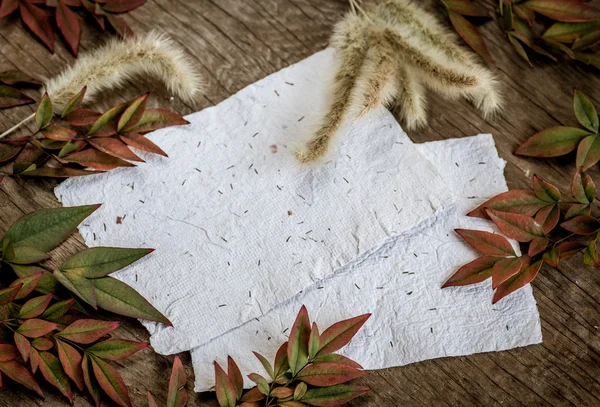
[{"xmin": 1, "ymin": 0, "xmax": 600, "ymax": 406}]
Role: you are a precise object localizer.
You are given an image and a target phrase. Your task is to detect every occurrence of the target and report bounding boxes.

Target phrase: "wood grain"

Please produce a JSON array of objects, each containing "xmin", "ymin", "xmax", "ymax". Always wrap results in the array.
[{"xmin": 1, "ymin": 0, "xmax": 599, "ymax": 406}]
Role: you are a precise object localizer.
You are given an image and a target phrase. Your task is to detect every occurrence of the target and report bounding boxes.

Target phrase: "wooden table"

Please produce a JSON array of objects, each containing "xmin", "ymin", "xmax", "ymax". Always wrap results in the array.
[{"xmin": 1, "ymin": 0, "xmax": 599, "ymax": 405}]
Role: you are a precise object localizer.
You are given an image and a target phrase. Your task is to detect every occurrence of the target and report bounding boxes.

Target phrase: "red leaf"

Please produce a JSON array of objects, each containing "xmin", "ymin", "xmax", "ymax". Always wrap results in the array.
[
  {"xmin": 41, "ymin": 124, "xmax": 77, "ymax": 141},
  {"xmin": 514, "ymin": 4, "xmax": 536, "ymax": 25},
  {"xmin": 86, "ymin": 339, "xmax": 148, "ymax": 361},
  {"xmin": 486, "ymin": 209, "xmax": 545, "ymax": 242},
  {"xmin": 528, "ymin": 237, "xmax": 550, "ymax": 257},
  {"xmin": 0, "ymin": 0, "xmax": 19, "ymax": 18},
  {"xmin": 297, "ymin": 362, "xmax": 367, "ymax": 387},
  {"xmin": 557, "ymin": 241, "xmax": 587, "ymax": 259},
  {"xmin": 0, "ymin": 344, "xmax": 19, "ymax": 362},
  {"xmin": 124, "ymin": 108, "xmax": 189, "ymax": 133},
  {"xmin": 448, "ymin": 10, "xmax": 495, "ymax": 66},
  {"xmin": 167, "ymin": 356, "xmax": 188, "ymax": 407},
  {"xmin": 241, "ymin": 387, "xmax": 266, "ymax": 402},
  {"xmin": 0, "ymin": 85, "xmax": 35, "ymax": 109},
  {"xmin": 248, "ymin": 373, "xmax": 270, "ymax": 395},
  {"xmin": 561, "ymin": 215, "xmax": 600, "ymax": 235},
  {"xmin": 532, "ymin": 175, "xmax": 560, "ymax": 202},
  {"xmin": 14, "ymin": 332, "xmax": 30, "ymax": 362},
  {"xmin": 18, "ymin": 293, "xmax": 53, "ymax": 319},
  {"xmin": 31, "ymin": 337, "xmax": 53, "ymax": 351},
  {"xmin": 19, "ymin": 3, "xmax": 55, "ymax": 52},
  {"xmin": 58, "ymin": 319, "xmax": 120, "ymax": 344},
  {"xmin": 468, "ymin": 190, "xmax": 548, "ymax": 218},
  {"xmin": 492, "ymin": 256, "xmax": 526, "ymax": 289},
  {"xmin": 101, "ymin": 0, "xmax": 145, "ymax": 13},
  {"xmin": 148, "ymin": 393, "xmax": 159, "ymax": 407},
  {"xmin": 299, "ymin": 384, "xmax": 370, "ymax": 406},
  {"xmin": 271, "ymin": 387, "xmax": 295, "ymax": 398},
  {"xmin": 442, "ymin": 256, "xmax": 498, "ymax": 288},
  {"xmin": 89, "ymin": 138, "xmax": 144, "ymax": 162},
  {"xmin": 534, "ymin": 205, "xmax": 560, "ymax": 234},
  {"xmin": 523, "ymin": 0, "xmax": 600, "ymax": 22},
  {"xmin": 316, "ymin": 314, "xmax": 370, "ymax": 357},
  {"xmin": 576, "ymin": 134, "xmax": 600, "ymax": 170},
  {"xmin": 64, "ymin": 148, "xmax": 134, "ymax": 170},
  {"xmin": 572, "ymin": 168, "xmax": 595, "ymax": 204},
  {"xmin": 227, "ymin": 356, "xmax": 243, "ymax": 400},
  {"xmin": 0, "ymin": 284, "xmax": 22, "ymax": 306},
  {"xmin": 57, "ymin": 340, "xmax": 84, "ymax": 391},
  {"xmin": 82, "ymin": 355, "xmax": 102, "ymax": 407},
  {"xmin": 0, "ymin": 140, "xmax": 27, "ymax": 163},
  {"xmin": 64, "ymin": 109, "xmax": 101, "ymax": 126},
  {"xmin": 493, "ymin": 260, "xmax": 543, "ymax": 304},
  {"xmin": 120, "ymin": 133, "xmax": 167, "ymax": 157},
  {"xmin": 91, "ymin": 355, "xmax": 131, "ymax": 407},
  {"xmin": 56, "ymin": 1, "xmax": 81, "ymax": 55},
  {"xmin": 11, "ymin": 273, "xmax": 44, "ymax": 299},
  {"xmin": 0, "ymin": 359, "xmax": 44, "ymax": 397},
  {"xmin": 455, "ymin": 229, "xmax": 516, "ymax": 256},
  {"xmin": 30, "ymin": 347, "xmax": 40, "ymax": 374},
  {"xmin": 117, "ymin": 93, "xmax": 149, "ymax": 132},
  {"xmin": 443, "ymin": 0, "xmax": 489, "ymax": 17},
  {"xmin": 515, "ymin": 127, "xmax": 591, "ymax": 157},
  {"xmin": 274, "ymin": 342, "xmax": 289, "ymax": 378},
  {"xmin": 312, "ymin": 354, "xmax": 363, "ymax": 370},
  {"xmin": 17, "ymin": 319, "xmax": 58, "ymax": 338},
  {"xmin": 20, "ymin": 166, "xmax": 100, "ymax": 178},
  {"xmin": 214, "ymin": 361, "xmax": 237, "ymax": 407},
  {"xmin": 39, "ymin": 351, "xmax": 73, "ymax": 403},
  {"xmin": 288, "ymin": 306, "xmax": 311, "ymax": 375}
]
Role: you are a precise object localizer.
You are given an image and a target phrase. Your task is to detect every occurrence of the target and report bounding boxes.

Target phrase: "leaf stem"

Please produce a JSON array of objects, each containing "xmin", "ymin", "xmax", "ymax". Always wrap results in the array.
[{"xmin": 0, "ymin": 113, "xmax": 35, "ymax": 140}]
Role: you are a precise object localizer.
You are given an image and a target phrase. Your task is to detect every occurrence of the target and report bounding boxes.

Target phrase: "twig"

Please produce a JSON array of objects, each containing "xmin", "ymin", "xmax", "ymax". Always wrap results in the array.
[{"xmin": 0, "ymin": 113, "xmax": 35, "ymax": 140}]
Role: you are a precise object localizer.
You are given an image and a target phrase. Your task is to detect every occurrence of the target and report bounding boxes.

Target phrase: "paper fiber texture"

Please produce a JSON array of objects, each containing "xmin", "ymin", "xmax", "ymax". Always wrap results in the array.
[
  {"xmin": 190, "ymin": 134, "xmax": 542, "ymax": 392},
  {"xmin": 55, "ymin": 49, "xmax": 454, "ymax": 354}
]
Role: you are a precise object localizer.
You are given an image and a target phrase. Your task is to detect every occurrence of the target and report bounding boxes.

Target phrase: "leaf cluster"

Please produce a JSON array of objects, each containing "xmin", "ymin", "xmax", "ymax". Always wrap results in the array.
[
  {"xmin": 0, "ymin": 86, "xmax": 188, "ymax": 179},
  {"xmin": 0, "ymin": 0, "xmax": 145, "ymax": 56},
  {"xmin": 0, "ymin": 204, "xmax": 171, "ymax": 405},
  {"xmin": 444, "ymin": 168, "xmax": 599, "ymax": 303},
  {"xmin": 214, "ymin": 306, "xmax": 371, "ymax": 407},
  {"xmin": 441, "ymin": 0, "xmax": 600, "ymax": 68}
]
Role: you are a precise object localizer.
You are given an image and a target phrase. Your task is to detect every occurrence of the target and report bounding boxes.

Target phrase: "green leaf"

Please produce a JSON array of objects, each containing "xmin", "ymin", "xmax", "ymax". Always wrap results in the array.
[
  {"xmin": 92, "ymin": 276, "xmax": 171, "ymax": 325},
  {"xmin": 61, "ymin": 247, "xmax": 154, "ymax": 278},
  {"xmin": 240, "ymin": 387, "xmax": 266, "ymax": 403},
  {"xmin": 10, "ymin": 272, "xmax": 43, "ymax": 299},
  {"xmin": 442, "ymin": 0, "xmax": 489, "ymax": 17},
  {"xmin": 87, "ymin": 101, "xmax": 129, "ymax": 137},
  {"xmin": 1, "ymin": 205, "xmax": 100, "ymax": 252},
  {"xmin": 36, "ymin": 93, "xmax": 53, "ymax": 130},
  {"xmin": 573, "ymin": 90, "xmax": 599, "ymax": 132},
  {"xmin": 17, "ymin": 319, "xmax": 58, "ymax": 338},
  {"xmin": 448, "ymin": 10, "xmax": 495, "ymax": 66},
  {"xmin": 543, "ymin": 21, "xmax": 600, "ymax": 42},
  {"xmin": 542, "ymin": 247, "xmax": 559, "ymax": 268},
  {"xmin": 19, "ymin": 166, "xmax": 100, "ymax": 178},
  {"xmin": 82, "ymin": 355, "xmax": 102, "ymax": 407},
  {"xmin": 493, "ymin": 260, "xmax": 543, "ymax": 304},
  {"xmin": 572, "ymin": 28, "xmax": 600, "ymax": 50},
  {"xmin": 523, "ymin": 0, "xmax": 600, "ymax": 22},
  {"xmin": 442, "ymin": 256, "xmax": 498, "ymax": 288},
  {"xmin": 18, "ymin": 294, "xmax": 53, "ymax": 319},
  {"xmin": 576, "ymin": 134, "xmax": 600, "ymax": 170},
  {"xmin": 42, "ymin": 298, "xmax": 75, "ymax": 321},
  {"xmin": 0, "ymin": 84, "xmax": 35, "ymax": 109},
  {"xmin": 583, "ymin": 240, "xmax": 600, "ymax": 267},
  {"xmin": 492, "ymin": 257, "xmax": 525, "ymax": 289},
  {"xmin": 486, "ymin": 209, "xmax": 545, "ymax": 242},
  {"xmin": 299, "ymin": 384, "xmax": 370, "ymax": 406},
  {"xmin": 534, "ymin": 205, "xmax": 560, "ymax": 234},
  {"xmin": 117, "ymin": 93, "xmax": 149, "ymax": 132},
  {"xmin": 0, "ymin": 359, "xmax": 44, "ymax": 398},
  {"xmin": 297, "ymin": 362, "xmax": 367, "ymax": 387},
  {"xmin": 123, "ymin": 108, "xmax": 189, "ymax": 133},
  {"xmin": 288, "ymin": 306, "xmax": 311, "ymax": 375},
  {"xmin": 167, "ymin": 356, "xmax": 188, "ymax": 407},
  {"xmin": 561, "ymin": 215, "xmax": 600, "ymax": 235},
  {"xmin": 271, "ymin": 386, "xmax": 294, "ymax": 398},
  {"xmin": 572, "ymin": 168, "xmax": 595, "ymax": 204},
  {"xmin": 56, "ymin": 340, "xmax": 84, "ymax": 391},
  {"xmin": 0, "ymin": 285, "xmax": 22, "ymax": 306},
  {"xmin": 58, "ymin": 319, "xmax": 119, "ymax": 345},
  {"xmin": 53, "ymin": 270, "xmax": 98, "ymax": 308},
  {"xmin": 294, "ymin": 382, "xmax": 308, "ymax": 400},
  {"xmin": 468, "ymin": 190, "xmax": 549, "ymax": 218},
  {"xmin": 11, "ymin": 264, "xmax": 58, "ymax": 294},
  {"xmin": 316, "ymin": 314, "xmax": 370, "ymax": 357},
  {"xmin": 532, "ymin": 175, "xmax": 561, "ymax": 202},
  {"xmin": 90, "ymin": 355, "xmax": 132, "ymax": 407},
  {"xmin": 0, "ymin": 70, "xmax": 41, "ymax": 86},
  {"xmin": 87, "ymin": 339, "xmax": 149, "ymax": 361},
  {"xmin": 14, "ymin": 332, "xmax": 30, "ymax": 361},
  {"xmin": 308, "ymin": 322, "xmax": 320, "ymax": 360},
  {"xmin": 61, "ymin": 86, "xmax": 86, "ymax": 118},
  {"xmin": 274, "ymin": 342, "xmax": 289, "ymax": 378},
  {"xmin": 253, "ymin": 352, "xmax": 275, "ymax": 381},
  {"xmin": 214, "ymin": 361, "xmax": 237, "ymax": 407},
  {"xmin": 5, "ymin": 245, "xmax": 49, "ymax": 265},
  {"xmin": 248, "ymin": 373, "xmax": 270, "ymax": 395},
  {"xmin": 455, "ymin": 229, "xmax": 516, "ymax": 256},
  {"xmin": 40, "ymin": 124, "xmax": 77, "ymax": 141},
  {"xmin": 515, "ymin": 127, "xmax": 592, "ymax": 157}
]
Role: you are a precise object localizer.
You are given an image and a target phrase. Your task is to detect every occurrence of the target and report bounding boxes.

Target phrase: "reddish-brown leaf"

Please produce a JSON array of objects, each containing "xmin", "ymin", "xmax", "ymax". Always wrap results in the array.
[
  {"xmin": 148, "ymin": 393, "xmax": 159, "ymax": 407},
  {"xmin": 19, "ymin": 3, "xmax": 55, "ymax": 52},
  {"xmin": 88, "ymin": 102, "xmax": 128, "ymax": 137},
  {"xmin": 583, "ymin": 239, "xmax": 600, "ymax": 267},
  {"xmin": 523, "ymin": 0, "xmax": 600, "ymax": 22},
  {"xmin": 274, "ymin": 342, "xmax": 289, "ymax": 378},
  {"xmin": 117, "ymin": 93, "xmax": 148, "ymax": 132},
  {"xmin": 288, "ymin": 306, "xmax": 311, "ymax": 375},
  {"xmin": 443, "ymin": 0, "xmax": 489, "ymax": 16},
  {"xmin": 11, "ymin": 273, "xmax": 44, "ymax": 299},
  {"xmin": 312, "ymin": 354, "xmax": 363, "ymax": 370},
  {"xmin": 91, "ymin": 355, "xmax": 131, "ymax": 407},
  {"xmin": 89, "ymin": 138, "xmax": 144, "ymax": 162},
  {"xmin": 455, "ymin": 229, "xmax": 516, "ymax": 256},
  {"xmin": 17, "ymin": 319, "xmax": 58, "ymax": 338},
  {"xmin": 61, "ymin": 87, "xmax": 86, "ymax": 118},
  {"xmin": 57, "ymin": 340, "xmax": 84, "ymax": 391},
  {"xmin": 0, "ymin": 344, "xmax": 19, "ymax": 362},
  {"xmin": 14, "ymin": 332, "xmax": 31, "ymax": 362},
  {"xmin": 299, "ymin": 384, "xmax": 370, "ymax": 406},
  {"xmin": 532, "ymin": 175, "xmax": 560, "ymax": 202},
  {"xmin": 576, "ymin": 134, "xmax": 600, "ymax": 171},
  {"xmin": 252, "ymin": 351, "xmax": 275, "ymax": 380},
  {"xmin": 0, "ymin": 285, "xmax": 22, "ymax": 306},
  {"xmin": 0, "ymin": 140, "xmax": 27, "ymax": 163},
  {"xmin": 0, "ymin": 70, "xmax": 40, "ymax": 86},
  {"xmin": 39, "ymin": 351, "xmax": 73, "ymax": 403},
  {"xmin": 515, "ymin": 127, "xmax": 591, "ymax": 157},
  {"xmin": 56, "ymin": 1, "xmax": 81, "ymax": 55},
  {"xmin": 468, "ymin": 190, "xmax": 548, "ymax": 218},
  {"xmin": 64, "ymin": 148, "xmax": 134, "ymax": 170},
  {"xmin": 31, "ymin": 337, "xmax": 53, "ymax": 351},
  {"xmin": 572, "ymin": 168, "xmax": 595, "ymax": 204},
  {"xmin": 225, "ymin": 356, "xmax": 243, "ymax": 400},
  {"xmin": 20, "ymin": 165, "xmax": 100, "ymax": 178},
  {"xmin": 0, "ymin": 0, "xmax": 19, "ymax": 18},
  {"xmin": 214, "ymin": 361, "xmax": 237, "ymax": 407},
  {"xmin": 448, "ymin": 10, "xmax": 495, "ymax": 66},
  {"xmin": 120, "ymin": 133, "xmax": 167, "ymax": 157},
  {"xmin": 442, "ymin": 256, "xmax": 498, "ymax": 288},
  {"xmin": 101, "ymin": 0, "xmax": 145, "ymax": 13},
  {"xmin": 514, "ymin": 4, "xmax": 536, "ymax": 25},
  {"xmin": 248, "ymin": 373, "xmax": 270, "ymax": 395},
  {"xmin": 508, "ymin": 34, "xmax": 532, "ymax": 67},
  {"xmin": 493, "ymin": 260, "xmax": 543, "ymax": 304},
  {"xmin": 19, "ymin": 294, "xmax": 53, "ymax": 319},
  {"xmin": 0, "ymin": 359, "xmax": 44, "ymax": 397},
  {"xmin": 0, "ymin": 85, "xmax": 35, "ymax": 109},
  {"xmin": 30, "ymin": 347, "xmax": 40, "ymax": 374},
  {"xmin": 106, "ymin": 14, "xmax": 133, "ymax": 37},
  {"xmin": 534, "ymin": 205, "xmax": 560, "ymax": 234},
  {"xmin": 58, "ymin": 319, "xmax": 120, "ymax": 344},
  {"xmin": 491, "ymin": 256, "xmax": 525, "ymax": 289},
  {"xmin": 557, "ymin": 241, "xmax": 587, "ymax": 259},
  {"xmin": 86, "ymin": 339, "xmax": 148, "ymax": 361},
  {"xmin": 41, "ymin": 124, "xmax": 77, "ymax": 141},
  {"xmin": 528, "ymin": 237, "xmax": 550, "ymax": 257},
  {"xmin": 241, "ymin": 387, "xmax": 266, "ymax": 403},
  {"xmin": 124, "ymin": 108, "xmax": 189, "ymax": 133},
  {"xmin": 271, "ymin": 387, "xmax": 295, "ymax": 398},
  {"xmin": 297, "ymin": 362, "xmax": 367, "ymax": 387},
  {"xmin": 573, "ymin": 89, "xmax": 599, "ymax": 132},
  {"xmin": 316, "ymin": 314, "xmax": 370, "ymax": 357},
  {"xmin": 486, "ymin": 209, "xmax": 545, "ymax": 242},
  {"xmin": 82, "ymin": 355, "xmax": 102, "ymax": 407},
  {"xmin": 64, "ymin": 108, "xmax": 101, "ymax": 126},
  {"xmin": 167, "ymin": 356, "xmax": 188, "ymax": 407},
  {"xmin": 561, "ymin": 215, "xmax": 600, "ymax": 235},
  {"xmin": 58, "ymin": 140, "xmax": 87, "ymax": 158}
]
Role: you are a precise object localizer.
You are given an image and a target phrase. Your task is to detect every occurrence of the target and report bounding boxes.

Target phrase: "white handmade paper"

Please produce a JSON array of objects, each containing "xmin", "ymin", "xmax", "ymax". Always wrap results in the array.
[
  {"xmin": 55, "ymin": 50, "xmax": 455, "ymax": 354},
  {"xmin": 190, "ymin": 135, "xmax": 543, "ymax": 392}
]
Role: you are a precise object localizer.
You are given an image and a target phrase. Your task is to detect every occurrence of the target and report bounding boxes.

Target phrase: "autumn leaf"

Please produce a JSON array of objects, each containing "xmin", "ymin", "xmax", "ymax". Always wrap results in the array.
[
  {"xmin": 572, "ymin": 167, "xmax": 595, "ymax": 204},
  {"xmin": 299, "ymin": 384, "xmax": 370, "ymax": 406},
  {"xmin": 534, "ymin": 205, "xmax": 560, "ymax": 234},
  {"xmin": 39, "ymin": 351, "xmax": 73, "ymax": 403},
  {"xmin": 82, "ymin": 355, "xmax": 102, "ymax": 407},
  {"xmin": 89, "ymin": 137, "xmax": 144, "ymax": 162},
  {"xmin": 561, "ymin": 215, "xmax": 600, "ymax": 235},
  {"xmin": 57, "ymin": 319, "xmax": 120, "ymax": 344},
  {"xmin": 214, "ymin": 361, "xmax": 237, "ymax": 407},
  {"xmin": 274, "ymin": 342, "xmax": 289, "ymax": 378},
  {"xmin": 248, "ymin": 373, "xmax": 270, "ymax": 396},
  {"xmin": 308, "ymin": 322, "xmax": 320, "ymax": 360},
  {"xmin": 491, "ymin": 257, "xmax": 525, "ymax": 289},
  {"xmin": 468, "ymin": 190, "xmax": 549, "ymax": 218},
  {"xmin": 297, "ymin": 363, "xmax": 367, "ymax": 387},
  {"xmin": 19, "ymin": 2, "xmax": 55, "ymax": 52},
  {"xmin": 442, "ymin": 0, "xmax": 489, "ymax": 17},
  {"xmin": 86, "ymin": 339, "xmax": 149, "ymax": 361},
  {"xmin": 61, "ymin": 247, "xmax": 154, "ymax": 278},
  {"xmin": 55, "ymin": 1, "xmax": 81, "ymax": 56},
  {"xmin": 454, "ymin": 229, "xmax": 516, "ymax": 256},
  {"xmin": 288, "ymin": 306, "xmax": 311, "ymax": 375},
  {"xmin": 0, "ymin": 85, "xmax": 35, "ymax": 109},
  {"xmin": 523, "ymin": 0, "xmax": 600, "ymax": 22},
  {"xmin": 575, "ymin": 134, "xmax": 600, "ymax": 170},
  {"xmin": 316, "ymin": 314, "xmax": 370, "ymax": 357},
  {"xmin": 532, "ymin": 175, "xmax": 560, "ymax": 202},
  {"xmin": 583, "ymin": 239, "xmax": 600, "ymax": 267},
  {"xmin": 123, "ymin": 108, "xmax": 189, "ymax": 133},
  {"xmin": 18, "ymin": 294, "xmax": 53, "ymax": 319},
  {"xmin": 90, "ymin": 355, "xmax": 132, "ymax": 407},
  {"xmin": 36, "ymin": 93, "xmax": 53, "ymax": 130},
  {"xmin": 447, "ymin": 10, "xmax": 495, "ymax": 66},
  {"xmin": 515, "ymin": 127, "xmax": 592, "ymax": 157},
  {"xmin": 57, "ymin": 340, "xmax": 84, "ymax": 391},
  {"xmin": 167, "ymin": 356, "xmax": 188, "ymax": 407},
  {"xmin": 0, "ymin": 359, "xmax": 44, "ymax": 398},
  {"xmin": 253, "ymin": 352, "xmax": 275, "ymax": 380},
  {"xmin": 573, "ymin": 89, "xmax": 599, "ymax": 132},
  {"xmin": 528, "ymin": 237, "xmax": 550, "ymax": 257},
  {"xmin": 486, "ymin": 209, "xmax": 545, "ymax": 242},
  {"xmin": 493, "ymin": 260, "xmax": 543, "ymax": 304}
]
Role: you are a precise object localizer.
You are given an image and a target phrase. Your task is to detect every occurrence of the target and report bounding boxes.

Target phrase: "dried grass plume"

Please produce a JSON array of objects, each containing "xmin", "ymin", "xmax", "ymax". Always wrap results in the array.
[{"xmin": 45, "ymin": 30, "xmax": 203, "ymax": 112}]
